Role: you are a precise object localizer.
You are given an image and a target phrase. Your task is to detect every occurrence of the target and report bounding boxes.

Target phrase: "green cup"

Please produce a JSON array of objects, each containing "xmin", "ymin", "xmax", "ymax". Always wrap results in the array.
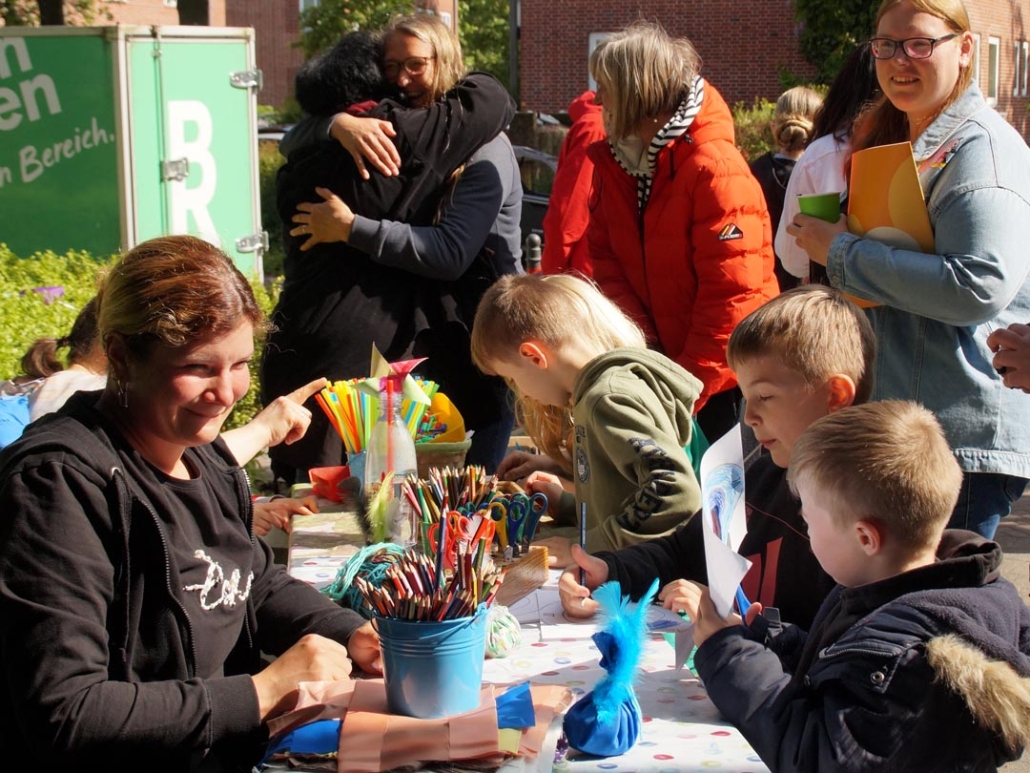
[{"xmin": 797, "ymin": 192, "xmax": 842, "ymax": 223}]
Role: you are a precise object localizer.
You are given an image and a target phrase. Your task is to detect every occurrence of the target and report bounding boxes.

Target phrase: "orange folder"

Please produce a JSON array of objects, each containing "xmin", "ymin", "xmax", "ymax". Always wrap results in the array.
[{"xmin": 846, "ymin": 141, "xmax": 935, "ymax": 308}]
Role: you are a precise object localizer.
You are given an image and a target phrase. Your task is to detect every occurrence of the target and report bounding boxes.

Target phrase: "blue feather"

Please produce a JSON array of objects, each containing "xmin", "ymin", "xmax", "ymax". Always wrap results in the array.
[{"xmin": 589, "ymin": 579, "xmax": 658, "ymax": 724}]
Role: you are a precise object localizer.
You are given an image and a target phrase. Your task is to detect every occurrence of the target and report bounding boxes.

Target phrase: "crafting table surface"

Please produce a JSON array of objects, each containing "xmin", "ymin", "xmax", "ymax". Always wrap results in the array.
[
  {"xmin": 285, "ymin": 488, "xmax": 367, "ymax": 589},
  {"xmin": 485, "ymin": 577, "xmax": 769, "ymax": 773},
  {"xmin": 283, "ymin": 498, "xmax": 770, "ymax": 773}
]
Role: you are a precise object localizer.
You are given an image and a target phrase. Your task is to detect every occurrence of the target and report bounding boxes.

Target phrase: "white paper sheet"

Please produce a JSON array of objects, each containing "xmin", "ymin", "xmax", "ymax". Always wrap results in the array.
[{"xmin": 700, "ymin": 424, "xmax": 753, "ymax": 617}]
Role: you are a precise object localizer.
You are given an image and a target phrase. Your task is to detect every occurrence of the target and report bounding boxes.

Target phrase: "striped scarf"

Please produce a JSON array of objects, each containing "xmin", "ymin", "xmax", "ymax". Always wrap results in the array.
[{"xmin": 610, "ymin": 75, "xmax": 705, "ymax": 213}]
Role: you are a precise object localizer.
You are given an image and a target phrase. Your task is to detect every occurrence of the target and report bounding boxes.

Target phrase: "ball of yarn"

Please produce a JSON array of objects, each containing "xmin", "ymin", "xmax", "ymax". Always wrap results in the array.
[
  {"xmin": 322, "ymin": 542, "xmax": 408, "ymax": 618},
  {"xmin": 485, "ymin": 604, "xmax": 522, "ymax": 658}
]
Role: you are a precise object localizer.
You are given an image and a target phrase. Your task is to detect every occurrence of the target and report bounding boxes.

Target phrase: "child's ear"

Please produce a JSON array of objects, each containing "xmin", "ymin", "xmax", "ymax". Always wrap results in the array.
[
  {"xmin": 518, "ymin": 340, "xmax": 551, "ymax": 369},
  {"xmin": 855, "ymin": 519, "xmax": 884, "ymax": 556},
  {"xmin": 826, "ymin": 375, "xmax": 857, "ymax": 413}
]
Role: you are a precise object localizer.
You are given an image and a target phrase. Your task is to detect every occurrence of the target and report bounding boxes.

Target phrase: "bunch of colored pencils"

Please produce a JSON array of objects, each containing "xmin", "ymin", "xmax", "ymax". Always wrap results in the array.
[
  {"xmin": 354, "ymin": 546, "xmax": 502, "ymax": 621},
  {"xmin": 315, "ymin": 377, "xmax": 440, "ymax": 454},
  {"xmin": 401, "ymin": 465, "xmax": 496, "ymax": 519}
]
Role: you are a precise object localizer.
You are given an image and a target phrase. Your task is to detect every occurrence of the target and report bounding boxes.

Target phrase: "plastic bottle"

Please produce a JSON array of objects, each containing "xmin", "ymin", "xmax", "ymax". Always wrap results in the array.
[{"xmin": 363, "ymin": 379, "xmax": 419, "ymax": 548}]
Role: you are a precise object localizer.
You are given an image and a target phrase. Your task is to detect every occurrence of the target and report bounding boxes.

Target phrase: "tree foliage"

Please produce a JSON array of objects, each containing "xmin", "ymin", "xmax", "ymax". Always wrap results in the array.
[
  {"xmin": 297, "ymin": 0, "xmax": 420, "ymax": 58},
  {"xmin": 0, "ymin": 0, "xmax": 105, "ymax": 26},
  {"xmin": 296, "ymin": 0, "xmax": 513, "ymax": 93},
  {"xmin": 458, "ymin": 0, "xmax": 510, "ymax": 89},
  {"xmin": 794, "ymin": 0, "xmax": 879, "ymax": 84}
]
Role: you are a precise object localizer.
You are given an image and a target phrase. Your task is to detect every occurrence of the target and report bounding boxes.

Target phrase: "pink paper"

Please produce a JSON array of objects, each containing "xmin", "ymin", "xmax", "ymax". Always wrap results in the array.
[
  {"xmin": 337, "ymin": 680, "xmax": 502, "ymax": 773},
  {"xmin": 268, "ymin": 679, "xmax": 573, "ymax": 773},
  {"xmin": 266, "ymin": 679, "xmax": 356, "ymax": 738}
]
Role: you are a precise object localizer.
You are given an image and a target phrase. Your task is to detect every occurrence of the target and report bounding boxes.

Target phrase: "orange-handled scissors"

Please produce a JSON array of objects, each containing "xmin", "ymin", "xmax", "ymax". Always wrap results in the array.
[
  {"xmin": 466, "ymin": 513, "xmax": 496, "ymax": 546},
  {"xmin": 427, "ymin": 511, "xmax": 472, "ymax": 570}
]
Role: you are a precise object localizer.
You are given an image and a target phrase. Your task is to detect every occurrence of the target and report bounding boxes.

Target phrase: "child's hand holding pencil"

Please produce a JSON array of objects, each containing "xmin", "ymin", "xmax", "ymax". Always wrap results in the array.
[{"xmin": 557, "ymin": 544, "xmax": 609, "ymax": 620}]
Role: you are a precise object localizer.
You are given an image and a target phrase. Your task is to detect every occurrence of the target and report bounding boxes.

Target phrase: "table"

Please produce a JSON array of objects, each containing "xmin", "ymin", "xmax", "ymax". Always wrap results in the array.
[
  {"xmin": 484, "ymin": 576, "xmax": 769, "ymax": 773},
  {"xmin": 283, "ymin": 502, "xmax": 770, "ymax": 773},
  {"xmin": 281, "ymin": 486, "xmax": 367, "ymax": 588}
]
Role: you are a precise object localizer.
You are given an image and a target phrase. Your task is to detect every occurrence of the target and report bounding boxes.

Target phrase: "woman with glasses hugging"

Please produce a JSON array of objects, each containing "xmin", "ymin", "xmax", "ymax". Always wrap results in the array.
[
  {"xmin": 786, "ymin": 0, "xmax": 1030, "ymax": 540},
  {"xmin": 265, "ymin": 15, "xmax": 522, "ymax": 482}
]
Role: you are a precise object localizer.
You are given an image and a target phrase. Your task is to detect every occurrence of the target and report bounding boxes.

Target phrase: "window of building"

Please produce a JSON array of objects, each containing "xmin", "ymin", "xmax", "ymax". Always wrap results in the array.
[
  {"xmin": 587, "ymin": 33, "xmax": 612, "ymax": 91},
  {"xmin": 988, "ymin": 36, "xmax": 1000, "ymax": 105},
  {"xmin": 299, "ymin": 0, "xmax": 319, "ymax": 12},
  {"xmin": 1017, "ymin": 40, "xmax": 1025, "ymax": 96},
  {"xmin": 1015, "ymin": 41, "xmax": 1021, "ymax": 97},
  {"xmin": 971, "ymin": 33, "xmax": 981, "ymax": 87}
]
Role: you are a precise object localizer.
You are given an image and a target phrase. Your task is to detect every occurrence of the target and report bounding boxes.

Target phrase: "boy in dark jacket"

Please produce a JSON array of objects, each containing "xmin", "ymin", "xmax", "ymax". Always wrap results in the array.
[
  {"xmin": 694, "ymin": 401, "xmax": 1030, "ymax": 772},
  {"xmin": 559, "ymin": 285, "xmax": 874, "ymax": 630}
]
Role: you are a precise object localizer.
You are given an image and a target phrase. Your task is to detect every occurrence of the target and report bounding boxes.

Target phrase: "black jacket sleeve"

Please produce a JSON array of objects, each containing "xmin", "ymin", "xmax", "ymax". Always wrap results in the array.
[
  {"xmin": 596, "ymin": 511, "xmax": 706, "ymax": 600},
  {"xmin": 247, "ymin": 536, "xmax": 366, "ymax": 655}
]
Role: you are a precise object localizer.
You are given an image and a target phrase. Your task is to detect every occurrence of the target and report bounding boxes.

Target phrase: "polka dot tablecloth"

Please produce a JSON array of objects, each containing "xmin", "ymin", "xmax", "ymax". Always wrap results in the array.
[
  {"xmin": 482, "ymin": 587, "xmax": 770, "ymax": 773},
  {"xmin": 287, "ymin": 512, "xmax": 770, "ymax": 773}
]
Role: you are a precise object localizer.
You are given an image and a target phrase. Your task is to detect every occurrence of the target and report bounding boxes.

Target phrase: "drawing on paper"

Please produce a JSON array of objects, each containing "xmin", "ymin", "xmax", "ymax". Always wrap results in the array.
[{"xmin": 704, "ymin": 462, "xmax": 744, "ymax": 543}]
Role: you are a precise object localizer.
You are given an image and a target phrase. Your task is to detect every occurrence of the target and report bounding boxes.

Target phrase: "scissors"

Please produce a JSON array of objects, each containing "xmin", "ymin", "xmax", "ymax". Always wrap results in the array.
[
  {"xmin": 427, "ymin": 511, "xmax": 474, "ymax": 570},
  {"xmin": 484, "ymin": 499, "xmax": 510, "ymax": 550},
  {"xmin": 510, "ymin": 492, "xmax": 549, "ymax": 544},
  {"xmin": 467, "ymin": 513, "xmax": 496, "ymax": 546},
  {"xmin": 504, "ymin": 498, "xmax": 529, "ymax": 555}
]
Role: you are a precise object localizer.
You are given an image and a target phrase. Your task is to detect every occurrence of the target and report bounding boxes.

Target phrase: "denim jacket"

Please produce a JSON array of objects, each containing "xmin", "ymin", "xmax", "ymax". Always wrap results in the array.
[{"xmin": 827, "ymin": 83, "xmax": 1030, "ymax": 478}]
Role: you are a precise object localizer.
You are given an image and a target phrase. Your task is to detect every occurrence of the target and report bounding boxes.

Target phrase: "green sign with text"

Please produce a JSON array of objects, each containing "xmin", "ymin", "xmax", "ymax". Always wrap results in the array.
[
  {"xmin": 0, "ymin": 33, "xmax": 120, "ymax": 257},
  {"xmin": 0, "ymin": 28, "xmax": 261, "ymax": 277}
]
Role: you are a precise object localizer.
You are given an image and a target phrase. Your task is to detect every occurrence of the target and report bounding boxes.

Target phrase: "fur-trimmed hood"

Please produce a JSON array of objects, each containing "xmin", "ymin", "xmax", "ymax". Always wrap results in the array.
[
  {"xmin": 893, "ymin": 531, "xmax": 1030, "ymax": 757},
  {"xmin": 927, "ymin": 633, "xmax": 1030, "ymax": 756}
]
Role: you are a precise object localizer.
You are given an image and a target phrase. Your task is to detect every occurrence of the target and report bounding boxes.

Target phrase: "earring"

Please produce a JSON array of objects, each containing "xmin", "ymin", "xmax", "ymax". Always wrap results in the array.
[{"xmin": 117, "ymin": 380, "xmax": 129, "ymax": 409}]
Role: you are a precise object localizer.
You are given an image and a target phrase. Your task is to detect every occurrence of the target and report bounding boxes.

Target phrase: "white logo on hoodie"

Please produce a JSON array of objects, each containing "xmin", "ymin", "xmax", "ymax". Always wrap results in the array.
[{"xmin": 184, "ymin": 549, "xmax": 254, "ymax": 611}]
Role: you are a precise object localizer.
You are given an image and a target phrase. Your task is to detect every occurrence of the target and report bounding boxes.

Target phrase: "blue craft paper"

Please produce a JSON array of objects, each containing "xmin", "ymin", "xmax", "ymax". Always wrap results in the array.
[
  {"xmin": 496, "ymin": 681, "xmax": 536, "ymax": 729},
  {"xmin": 263, "ymin": 718, "xmax": 340, "ymax": 762}
]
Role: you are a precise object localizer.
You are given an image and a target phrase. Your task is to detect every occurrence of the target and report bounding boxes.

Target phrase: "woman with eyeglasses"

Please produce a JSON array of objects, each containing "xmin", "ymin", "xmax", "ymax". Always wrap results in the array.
[
  {"xmin": 264, "ymin": 16, "xmax": 522, "ymax": 484},
  {"xmin": 786, "ymin": 0, "xmax": 1030, "ymax": 539}
]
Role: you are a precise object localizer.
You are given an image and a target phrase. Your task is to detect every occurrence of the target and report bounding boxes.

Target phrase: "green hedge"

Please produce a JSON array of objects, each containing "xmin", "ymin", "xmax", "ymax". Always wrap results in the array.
[
  {"xmin": 0, "ymin": 244, "xmax": 279, "ymax": 431},
  {"xmin": 732, "ymin": 98, "xmax": 777, "ymax": 163},
  {"xmin": 731, "ymin": 83, "xmax": 829, "ymax": 163},
  {"xmin": 259, "ymin": 141, "xmax": 287, "ymax": 278}
]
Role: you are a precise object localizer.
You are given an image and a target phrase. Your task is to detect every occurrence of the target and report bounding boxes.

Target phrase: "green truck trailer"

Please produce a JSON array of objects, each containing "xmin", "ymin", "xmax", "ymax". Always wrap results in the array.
[{"xmin": 0, "ymin": 25, "xmax": 264, "ymax": 278}]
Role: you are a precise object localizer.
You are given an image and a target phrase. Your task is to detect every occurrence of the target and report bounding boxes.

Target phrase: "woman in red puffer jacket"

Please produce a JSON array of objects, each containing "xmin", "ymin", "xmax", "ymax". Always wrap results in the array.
[{"xmin": 587, "ymin": 21, "xmax": 779, "ymax": 442}]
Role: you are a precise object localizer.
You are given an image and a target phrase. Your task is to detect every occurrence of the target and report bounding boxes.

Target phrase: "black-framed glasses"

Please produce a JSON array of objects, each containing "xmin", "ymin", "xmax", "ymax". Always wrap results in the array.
[
  {"xmin": 383, "ymin": 56, "xmax": 435, "ymax": 78},
  {"xmin": 868, "ymin": 33, "xmax": 959, "ymax": 60}
]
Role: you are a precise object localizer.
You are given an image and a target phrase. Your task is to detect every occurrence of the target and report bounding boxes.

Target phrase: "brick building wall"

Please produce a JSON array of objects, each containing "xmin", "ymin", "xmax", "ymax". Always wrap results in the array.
[
  {"xmin": 518, "ymin": 0, "xmax": 1030, "ymax": 141},
  {"xmin": 100, "ymin": 0, "xmax": 225, "ymax": 27},
  {"xmin": 225, "ymin": 1, "xmax": 304, "ymax": 112},
  {"xmin": 226, "ymin": 0, "xmax": 460, "ymax": 113},
  {"xmin": 519, "ymin": 0, "xmax": 814, "ymax": 114},
  {"xmin": 96, "ymin": 0, "xmax": 1030, "ymax": 139},
  {"xmin": 965, "ymin": 0, "xmax": 1030, "ymax": 135}
]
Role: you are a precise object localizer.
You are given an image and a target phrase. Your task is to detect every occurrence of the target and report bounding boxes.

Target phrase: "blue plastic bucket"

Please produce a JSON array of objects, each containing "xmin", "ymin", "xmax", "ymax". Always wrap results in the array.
[{"xmin": 376, "ymin": 604, "xmax": 488, "ymax": 718}]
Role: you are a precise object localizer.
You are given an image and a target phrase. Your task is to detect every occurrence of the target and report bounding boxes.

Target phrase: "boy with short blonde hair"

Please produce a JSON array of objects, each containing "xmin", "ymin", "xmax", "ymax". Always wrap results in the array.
[
  {"xmin": 560, "ymin": 286, "xmax": 875, "ymax": 629},
  {"xmin": 694, "ymin": 401, "xmax": 1030, "ymax": 771},
  {"xmin": 788, "ymin": 399, "xmax": 961, "ymax": 550},
  {"xmin": 726, "ymin": 279, "xmax": 876, "ymax": 405}
]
